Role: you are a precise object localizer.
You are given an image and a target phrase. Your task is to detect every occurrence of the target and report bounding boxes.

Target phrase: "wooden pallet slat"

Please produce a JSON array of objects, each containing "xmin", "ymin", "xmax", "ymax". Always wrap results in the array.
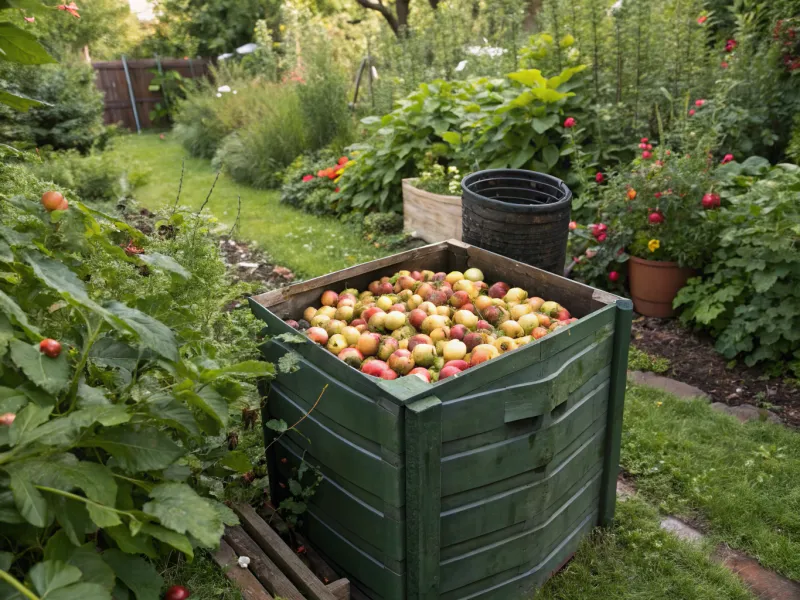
[{"xmin": 212, "ymin": 540, "xmax": 275, "ymax": 600}]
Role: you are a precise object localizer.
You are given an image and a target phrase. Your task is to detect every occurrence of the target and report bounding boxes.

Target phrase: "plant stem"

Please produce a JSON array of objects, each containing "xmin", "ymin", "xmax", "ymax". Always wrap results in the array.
[
  {"xmin": 67, "ymin": 317, "xmax": 103, "ymax": 411},
  {"xmin": 0, "ymin": 570, "xmax": 40, "ymax": 600},
  {"xmin": 34, "ymin": 485, "xmax": 137, "ymax": 520},
  {"xmin": 265, "ymin": 384, "xmax": 328, "ymax": 454}
]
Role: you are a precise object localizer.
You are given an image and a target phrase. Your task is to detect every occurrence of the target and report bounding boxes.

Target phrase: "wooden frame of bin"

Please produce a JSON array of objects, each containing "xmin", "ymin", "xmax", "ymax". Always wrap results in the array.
[{"xmin": 249, "ymin": 240, "xmax": 633, "ymax": 600}]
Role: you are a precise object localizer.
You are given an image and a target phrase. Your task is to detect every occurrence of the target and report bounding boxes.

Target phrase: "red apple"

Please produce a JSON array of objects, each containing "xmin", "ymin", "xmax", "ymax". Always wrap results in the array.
[
  {"xmin": 350, "ymin": 318, "xmax": 366, "ymax": 328},
  {"xmin": 443, "ymin": 359, "xmax": 469, "ymax": 371},
  {"xmin": 463, "ymin": 332, "xmax": 483, "ymax": 351},
  {"xmin": 388, "ymin": 349, "xmax": 414, "ymax": 375},
  {"xmin": 488, "ymin": 282, "xmax": 510, "ymax": 299},
  {"xmin": 390, "ymin": 303, "xmax": 406, "ymax": 313},
  {"xmin": 369, "ymin": 280, "xmax": 381, "ymax": 295},
  {"xmin": 449, "ymin": 324, "xmax": 467, "ymax": 340},
  {"xmin": 357, "ymin": 332, "xmax": 381, "ymax": 356},
  {"xmin": 408, "ymin": 334, "xmax": 433, "ymax": 351},
  {"xmin": 410, "ymin": 270, "xmax": 423, "ymax": 281},
  {"xmin": 428, "ymin": 289, "xmax": 448, "ymax": 306},
  {"xmin": 439, "ymin": 365, "xmax": 463, "ymax": 380},
  {"xmin": 361, "ymin": 306, "xmax": 385, "ymax": 323},
  {"xmin": 380, "ymin": 369, "xmax": 398, "ymax": 380},
  {"xmin": 556, "ymin": 308, "xmax": 571, "ymax": 321},
  {"xmin": 379, "ymin": 282, "xmax": 394, "ymax": 294},
  {"xmin": 307, "ymin": 327, "xmax": 328, "ymax": 345},
  {"xmin": 408, "ymin": 308, "xmax": 428, "ymax": 330},
  {"xmin": 532, "ymin": 327, "xmax": 548, "ymax": 339},
  {"xmin": 362, "ymin": 359, "xmax": 389, "ymax": 377},
  {"xmin": 476, "ymin": 320, "xmax": 492, "ymax": 331},
  {"xmin": 339, "ymin": 347, "xmax": 364, "ymax": 368},
  {"xmin": 409, "ymin": 367, "xmax": 431, "ymax": 382},
  {"xmin": 377, "ymin": 337, "xmax": 399, "ymax": 361},
  {"xmin": 449, "ymin": 290, "xmax": 470, "ymax": 308},
  {"xmin": 432, "ymin": 272, "xmax": 447, "ymax": 282},
  {"xmin": 321, "ymin": 290, "xmax": 339, "ymax": 307},
  {"xmin": 461, "ymin": 303, "xmax": 476, "ymax": 314}
]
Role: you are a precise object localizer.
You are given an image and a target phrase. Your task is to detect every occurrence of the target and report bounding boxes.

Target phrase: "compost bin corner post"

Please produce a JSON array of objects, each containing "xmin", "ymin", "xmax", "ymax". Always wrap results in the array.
[
  {"xmin": 599, "ymin": 298, "xmax": 633, "ymax": 527},
  {"xmin": 405, "ymin": 395, "xmax": 443, "ymax": 600}
]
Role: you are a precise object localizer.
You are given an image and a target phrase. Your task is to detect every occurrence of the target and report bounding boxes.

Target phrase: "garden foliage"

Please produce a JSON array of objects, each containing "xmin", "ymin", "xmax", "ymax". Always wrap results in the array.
[{"xmin": 0, "ymin": 170, "xmax": 273, "ymax": 597}]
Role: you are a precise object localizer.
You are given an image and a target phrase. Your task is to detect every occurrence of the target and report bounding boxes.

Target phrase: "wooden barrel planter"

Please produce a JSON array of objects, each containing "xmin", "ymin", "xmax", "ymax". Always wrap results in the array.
[
  {"xmin": 402, "ymin": 179, "xmax": 462, "ymax": 243},
  {"xmin": 250, "ymin": 240, "xmax": 633, "ymax": 600},
  {"xmin": 461, "ymin": 170, "xmax": 572, "ymax": 274}
]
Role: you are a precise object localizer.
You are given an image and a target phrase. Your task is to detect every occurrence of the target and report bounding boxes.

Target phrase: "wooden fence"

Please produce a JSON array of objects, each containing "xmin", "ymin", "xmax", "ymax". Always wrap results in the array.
[{"xmin": 92, "ymin": 58, "xmax": 213, "ymax": 131}]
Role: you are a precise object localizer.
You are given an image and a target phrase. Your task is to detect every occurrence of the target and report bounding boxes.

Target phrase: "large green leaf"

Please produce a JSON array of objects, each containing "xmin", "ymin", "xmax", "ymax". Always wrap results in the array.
[
  {"xmin": 17, "ymin": 405, "xmax": 129, "ymax": 449},
  {"xmin": 142, "ymin": 482, "xmax": 224, "ymax": 548},
  {"xmin": 0, "ymin": 551, "xmax": 11, "ymax": 570},
  {"xmin": 0, "ymin": 490, "xmax": 24, "ymax": 524},
  {"xmin": 178, "ymin": 387, "xmax": 229, "ymax": 427},
  {"xmin": 29, "ymin": 561, "xmax": 82, "ymax": 597},
  {"xmin": 83, "ymin": 427, "xmax": 184, "ymax": 472},
  {"xmin": 0, "ymin": 88, "xmax": 44, "ymax": 112},
  {"xmin": 102, "ymin": 550, "xmax": 163, "ymax": 600},
  {"xmin": 89, "ymin": 338, "xmax": 140, "ymax": 372},
  {"xmin": 10, "ymin": 471, "xmax": 50, "ymax": 527},
  {"xmin": 200, "ymin": 360, "xmax": 275, "ymax": 382},
  {"xmin": 139, "ymin": 523, "xmax": 193, "ymax": 559},
  {"xmin": 137, "ymin": 253, "xmax": 190, "ymax": 279},
  {"xmin": 18, "ymin": 454, "xmax": 118, "ymax": 508},
  {"xmin": 8, "ymin": 402, "xmax": 51, "ymax": 446},
  {"xmin": 532, "ymin": 114, "xmax": 559, "ymax": 134},
  {"xmin": 68, "ymin": 545, "xmax": 116, "ymax": 591},
  {"xmin": 508, "ymin": 69, "xmax": 547, "ymax": 88},
  {"xmin": 104, "ymin": 525, "xmax": 156, "ymax": 558},
  {"xmin": 542, "ymin": 144, "xmax": 560, "ymax": 169},
  {"xmin": 48, "ymin": 582, "xmax": 111, "ymax": 600},
  {"xmin": 9, "ymin": 339, "xmax": 70, "ymax": 395},
  {"xmin": 144, "ymin": 394, "xmax": 199, "ymax": 436},
  {"xmin": 52, "ymin": 496, "xmax": 95, "ymax": 546},
  {"xmin": 0, "ymin": 23, "xmax": 55, "ymax": 64},
  {"xmin": 0, "ymin": 289, "xmax": 40, "ymax": 336},
  {"xmin": 104, "ymin": 302, "xmax": 177, "ymax": 362},
  {"xmin": 219, "ymin": 451, "xmax": 252, "ymax": 473}
]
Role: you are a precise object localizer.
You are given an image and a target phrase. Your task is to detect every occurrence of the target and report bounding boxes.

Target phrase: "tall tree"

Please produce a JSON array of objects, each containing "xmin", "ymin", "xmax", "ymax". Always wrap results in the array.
[{"xmin": 353, "ymin": 0, "xmax": 441, "ymax": 36}]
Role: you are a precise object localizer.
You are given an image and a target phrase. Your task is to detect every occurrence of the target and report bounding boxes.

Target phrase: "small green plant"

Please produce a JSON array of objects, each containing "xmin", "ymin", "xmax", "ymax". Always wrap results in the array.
[
  {"xmin": 413, "ymin": 159, "xmax": 462, "ymax": 196},
  {"xmin": 628, "ymin": 346, "xmax": 671, "ymax": 374}
]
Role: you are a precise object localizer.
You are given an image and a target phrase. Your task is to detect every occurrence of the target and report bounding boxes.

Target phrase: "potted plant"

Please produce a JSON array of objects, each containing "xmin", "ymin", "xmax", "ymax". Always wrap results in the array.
[
  {"xmin": 402, "ymin": 158, "xmax": 463, "ymax": 242},
  {"xmin": 571, "ymin": 141, "xmax": 721, "ymax": 317}
]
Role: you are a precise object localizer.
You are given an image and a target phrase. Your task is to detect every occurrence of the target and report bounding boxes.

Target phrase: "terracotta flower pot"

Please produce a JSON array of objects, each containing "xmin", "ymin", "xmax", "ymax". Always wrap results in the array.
[{"xmin": 628, "ymin": 256, "xmax": 695, "ymax": 318}]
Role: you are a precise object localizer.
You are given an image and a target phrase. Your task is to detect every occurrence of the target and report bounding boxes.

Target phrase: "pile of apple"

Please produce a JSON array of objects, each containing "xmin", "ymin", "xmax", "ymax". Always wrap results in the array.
[{"xmin": 287, "ymin": 268, "xmax": 577, "ymax": 383}]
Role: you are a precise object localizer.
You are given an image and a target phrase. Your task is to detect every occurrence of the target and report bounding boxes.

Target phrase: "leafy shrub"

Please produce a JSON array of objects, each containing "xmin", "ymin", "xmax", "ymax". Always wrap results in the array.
[
  {"xmin": 0, "ymin": 175, "xmax": 273, "ymax": 596},
  {"xmin": 413, "ymin": 160, "xmax": 463, "ymax": 196},
  {"xmin": 338, "ymin": 62, "xmax": 586, "ymax": 214},
  {"xmin": 363, "ymin": 212, "xmax": 403, "ymax": 237},
  {"xmin": 570, "ymin": 140, "xmax": 720, "ymax": 290},
  {"xmin": 0, "ymin": 62, "xmax": 106, "ymax": 152},
  {"xmin": 31, "ymin": 149, "xmax": 145, "ymax": 204},
  {"xmin": 674, "ymin": 162, "xmax": 800, "ymax": 374},
  {"xmin": 279, "ymin": 151, "xmax": 350, "ymax": 215}
]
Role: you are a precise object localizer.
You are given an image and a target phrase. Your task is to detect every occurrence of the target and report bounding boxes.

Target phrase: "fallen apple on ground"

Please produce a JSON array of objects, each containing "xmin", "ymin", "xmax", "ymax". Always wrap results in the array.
[{"xmin": 290, "ymin": 268, "xmax": 580, "ymax": 382}]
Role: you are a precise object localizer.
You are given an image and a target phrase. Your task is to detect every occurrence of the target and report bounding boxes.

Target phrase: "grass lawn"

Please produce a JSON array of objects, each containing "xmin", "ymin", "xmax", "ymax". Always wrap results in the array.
[
  {"xmin": 622, "ymin": 384, "xmax": 800, "ymax": 580},
  {"xmin": 109, "ymin": 133, "xmax": 390, "ymax": 279}
]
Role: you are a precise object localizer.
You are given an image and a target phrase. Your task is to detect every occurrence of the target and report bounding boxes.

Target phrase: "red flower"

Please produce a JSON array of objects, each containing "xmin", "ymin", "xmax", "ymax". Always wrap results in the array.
[
  {"xmin": 591, "ymin": 223, "xmax": 608, "ymax": 237},
  {"xmin": 122, "ymin": 240, "xmax": 144, "ymax": 256},
  {"xmin": 697, "ymin": 15, "xmax": 707, "ymax": 25},
  {"xmin": 648, "ymin": 212, "xmax": 664, "ymax": 224},
  {"xmin": 646, "ymin": 144, "xmax": 653, "ymax": 150},
  {"xmin": 655, "ymin": 192, "xmax": 662, "ymax": 199},
  {"xmin": 688, "ymin": 109, "xmax": 696, "ymax": 116},
  {"xmin": 721, "ymin": 61, "xmax": 729, "ymax": 69},
  {"xmin": 595, "ymin": 172, "xmax": 604, "ymax": 183},
  {"xmin": 725, "ymin": 39, "xmax": 737, "ymax": 52},
  {"xmin": 642, "ymin": 150, "xmax": 652, "ymax": 159},
  {"xmin": 609, "ymin": 271, "xmax": 620, "ymax": 282},
  {"xmin": 568, "ymin": 221, "xmax": 577, "ymax": 230},
  {"xmin": 596, "ymin": 233, "xmax": 607, "ymax": 243},
  {"xmin": 640, "ymin": 137, "xmax": 649, "ymax": 143},
  {"xmin": 695, "ymin": 99, "xmax": 705, "ymax": 107},
  {"xmin": 338, "ymin": 156, "xmax": 349, "ymax": 166},
  {"xmin": 563, "ymin": 117, "xmax": 576, "ymax": 128},
  {"xmin": 721, "ymin": 153, "xmax": 734, "ymax": 164},
  {"xmin": 302, "ymin": 174, "xmax": 314, "ymax": 182},
  {"xmin": 702, "ymin": 193, "xmax": 721, "ymax": 209},
  {"xmin": 57, "ymin": 2, "xmax": 80, "ymax": 17}
]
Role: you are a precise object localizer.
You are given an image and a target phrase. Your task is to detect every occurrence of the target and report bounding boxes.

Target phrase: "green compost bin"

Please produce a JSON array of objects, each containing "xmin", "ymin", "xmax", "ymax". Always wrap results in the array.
[{"xmin": 249, "ymin": 239, "xmax": 632, "ymax": 600}]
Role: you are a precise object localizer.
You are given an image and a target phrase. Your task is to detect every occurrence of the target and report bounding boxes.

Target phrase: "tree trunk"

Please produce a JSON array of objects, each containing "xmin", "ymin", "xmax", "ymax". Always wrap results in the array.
[{"xmin": 396, "ymin": 0, "xmax": 410, "ymax": 35}]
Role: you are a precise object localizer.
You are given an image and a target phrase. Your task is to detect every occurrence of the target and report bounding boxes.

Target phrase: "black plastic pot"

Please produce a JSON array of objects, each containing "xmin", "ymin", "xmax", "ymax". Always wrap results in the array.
[{"xmin": 461, "ymin": 169, "xmax": 573, "ymax": 274}]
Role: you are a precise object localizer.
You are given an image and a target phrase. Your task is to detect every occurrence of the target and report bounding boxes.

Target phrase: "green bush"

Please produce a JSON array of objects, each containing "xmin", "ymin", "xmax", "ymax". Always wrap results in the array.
[
  {"xmin": 0, "ymin": 62, "xmax": 106, "ymax": 152},
  {"xmin": 338, "ymin": 60, "xmax": 586, "ymax": 215},
  {"xmin": 363, "ymin": 212, "xmax": 404, "ymax": 237},
  {"xmin": 674, "ymin": 162, "xmax": 800, "ymax": 374},
  {"xmin": 279, "ymin": 150, "xmax": 349, "ymax": 215}
]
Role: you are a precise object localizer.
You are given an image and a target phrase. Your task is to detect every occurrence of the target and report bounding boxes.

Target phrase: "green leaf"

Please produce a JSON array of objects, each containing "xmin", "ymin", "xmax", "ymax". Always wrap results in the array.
[
  {"xmin": 0, "ymin": 289, "xmax": 40, "ymax": 336},
  {"xmin": 530, "ymin": 87, "xmax": 569, "ymax": 103},
  {"xmin": 0, "ymin": 551, "xmax": 12, "ymax": 570},
  {"xmin": 69, "ymin": 545, "xmax": 115, "ymax": 591},
  {"xmin": 89, "ymin": 338, "xmax": 140, "ymax": 372},
  {"xmin": 0, "ymin": 88, "xmax": 44, "ymax": 112},
  {"xmin": 48, "ymin": 582, "xmax": 111, "ymax": 600},
  {"xmin": 8, "ymin": 402, "xmax": 51, "ymax": 446},
  {"xmin": 10, "ymin": 471, "xmax": 50, "ymax": 527},
  {"xmin": 16, "ymin": 453, "xmax": 118, "ymax": 507},
  {"xmin": 532, "ymin": 114, "xmax": 559, "ymax": 134},
  {"xmin": 0, "ymin": 490, "xmax": 24, "ymax": 524},
  {"xmin": 200, "ymin": 360, "xmax": 274, "ymax": 382},
  {"xmin": 44, "ymin": 531, "xmax": 76, "ymax": 562},
  {"xmin": 179, "ymin": 387, "xmax": 229, "ymax": 427},
  {"xmin": 752, "ymin": 271, "xmax": 778, "ymax": 293},
  {"xmin": 542, "ymin": 144, "xmax": 560, "ymax": 169},
  {"xmin": 86, "ymin": 504, "xmax": 122, "ymax": 528},
  {"xmin": 144, "ymin": 394, "xmax": 199, "ymax": 436},
  {"xmin": 29, "ymin": 561, "xmax": 82, "ymax": 596},
  {"xmin": 104, "ymin": 302, "xmax": 178, "ymax": 362},
  {"xmin": 53, "ymin": 496, "xmax": 95, "ymax": 546},
  {"xmin": 137, "ymin": 253, "xmax": 190, "ymax": 279},
  {"xmin": 104, "ymin": 526, "xmax": 156, "ymax": 558},
  {"xmin": 142, "ymin": 482, "xmax": 224, "ymax": 548},
  {"xmin": 139, "ymin": 523, "xmax": 194, "ymax": 560},
  {"xmin": 508, "ymin": 68, "xmax": 547, "ymax": 87},
  {"xmin": 219, "ymin": 451, "xmax": 252, "ymax": 473},
  {"xmin": 103, "ymin": 550, "xmax": 163, "ymax": 600},
  {"xmin": 9, "ymin": 339, "xmax": 70, "ymax": 395},
  {"xmin": 440, "ymin": 131, "xmax": 462, "ymax": 145},
  {"xmin": 0, "ymin": 23, "xmax": 56, "ymax": 64},
  {"xmin": 82, "ymin": 427, "xmax": 185, "ymax": 472}
]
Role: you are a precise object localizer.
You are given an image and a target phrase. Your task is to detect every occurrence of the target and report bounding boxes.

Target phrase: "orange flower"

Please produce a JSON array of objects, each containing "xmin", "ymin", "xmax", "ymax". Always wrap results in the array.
[
  {"xmin": 627, "ymin": 189, "xmax": 637, "ymax": 201},
  {"xmin": 57, "ymin": 2, "xmax": 80, "ymax": 18}
]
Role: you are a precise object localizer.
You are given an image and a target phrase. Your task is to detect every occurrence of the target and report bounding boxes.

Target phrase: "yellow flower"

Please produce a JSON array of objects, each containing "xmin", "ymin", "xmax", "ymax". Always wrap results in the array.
[
  {"xmin": 279, "ymin": 24, "xmax": 286, "ymax": 32},
  {"xmin": 656, "ymin": 401, "xmax": 663, "ymax": 407},
  {"xmin": 648, "ymin": 239, "xmax": 661, "ymax": 252}
]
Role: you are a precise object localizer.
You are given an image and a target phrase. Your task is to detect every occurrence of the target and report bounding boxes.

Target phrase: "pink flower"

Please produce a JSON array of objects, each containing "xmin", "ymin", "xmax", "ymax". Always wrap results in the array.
[
  {"xmin": 23, "ymin": 16, "xmax": 35, "ymax": 22},
  {"xmin": 609, "ymin": 271, "xmax": 620, "ymax": 282},
  {"xmin": 596, "ymin": 233, "xmax": 607, "ymax": 243},
  {"xmin": 642, "ymin": 151, "xmax": 652, "ymax": 159},
  {"xmin": 563, "ymin": 117, "xmax": 576, "ymax": 128},
  {"xmin": 302, "ymin": 174, "xmax": 314, "ymax": 182},
  {"xmin": 595, "ymin": 172, "xmax": 604, "ymax": 183},
  {"xmin": 640, "ymin": 137, "xmax": 649, "ymax": 143},
  {"xmin": 648, "ymin": 212, "xmax": 664, "ymax": 224},
  {"xmin": 721, "ymin": 153, "xmax": 734, "ymax": 164},
  {"xmin": 639, "ymin": 143, "xmax": 647, "ymax": 149},
  {"xmin": 697, "ymin": 15, "xmax": 707, "ymax": 25},
  {"xmin": 655, "ymin": 160, "xmax": 664, "ymax": 166},
  {"xmin": 688, "ymin": 109, "xmax": 696, "ymax": 116},
  {"xmin": 646, "ymin": 144, "xmax": 653, "ymax": 150},
  {"xmin": 695, "ymin": 99, "xmax": 706, "ymax": 107},
  {"xmin": 568, "ymin": 221, "xmax": 578, "ymax": 230},
  {"xmin": 721, "ymin": 61, "xmax": 729, "ymax": 69}
]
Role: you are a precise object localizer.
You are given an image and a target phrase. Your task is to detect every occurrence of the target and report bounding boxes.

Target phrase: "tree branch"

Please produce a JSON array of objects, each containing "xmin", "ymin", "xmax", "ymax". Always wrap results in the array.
[
  {"xmin": 354, "ymin": 0, "xmax": 399, "ymax": 35},
  {"xmin": 428, "ymin": 0, "xmax": 441, "ymax": 8}
]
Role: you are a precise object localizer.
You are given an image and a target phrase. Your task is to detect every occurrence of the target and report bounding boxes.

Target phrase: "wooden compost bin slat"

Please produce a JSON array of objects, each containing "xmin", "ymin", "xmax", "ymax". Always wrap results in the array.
[{"xmin": 250, "ymin": 240, "xmax": 633, "ymax": 600}]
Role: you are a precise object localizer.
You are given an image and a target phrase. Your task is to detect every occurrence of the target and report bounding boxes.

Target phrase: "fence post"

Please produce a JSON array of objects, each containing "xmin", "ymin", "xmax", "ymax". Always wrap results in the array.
[{"xmin": 121, "ymin": 55, "xmax": 141, "ymax": 134}]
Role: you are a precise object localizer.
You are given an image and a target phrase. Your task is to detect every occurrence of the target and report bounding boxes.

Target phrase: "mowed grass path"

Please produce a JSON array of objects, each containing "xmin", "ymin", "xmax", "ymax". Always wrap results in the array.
[{"xmin": 110, "ymin": 133, "xmax": 389, "ymax": 278}]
